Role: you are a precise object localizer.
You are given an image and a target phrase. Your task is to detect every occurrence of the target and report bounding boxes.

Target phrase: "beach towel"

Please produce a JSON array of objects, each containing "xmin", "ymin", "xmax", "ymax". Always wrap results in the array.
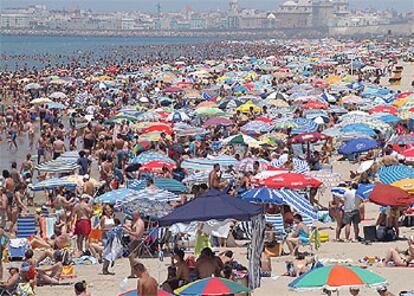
[
  {"xmin": 72, "ymin": 256, "xmax": 98, "ymax": 265},
  {"xmin": 45, "ymin": 217, "xmax": 56, "ymax": 239}
]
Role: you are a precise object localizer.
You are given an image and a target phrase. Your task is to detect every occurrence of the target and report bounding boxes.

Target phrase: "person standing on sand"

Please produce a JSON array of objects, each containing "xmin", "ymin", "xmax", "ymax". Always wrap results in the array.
[
  {"xmin": 133, "ymin": 263, "xmax": 158, "ymax": 296},
  {"xmin": 73, "ymin": 195, "xmax": 92, "ymax": 253},
  {"xmin": 123, "ymin": 210, "xmax": 145, "ymax": 278}
]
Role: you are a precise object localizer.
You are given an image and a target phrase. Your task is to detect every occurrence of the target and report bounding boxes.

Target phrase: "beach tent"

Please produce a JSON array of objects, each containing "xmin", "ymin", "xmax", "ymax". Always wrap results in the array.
[{"xmin": 159, "ymin": 189, "xmax": 264, "ymax": 290}]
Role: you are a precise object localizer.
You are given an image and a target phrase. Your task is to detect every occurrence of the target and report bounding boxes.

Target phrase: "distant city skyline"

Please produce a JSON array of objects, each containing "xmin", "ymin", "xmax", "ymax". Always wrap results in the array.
[{"xmin": 2, "ymin": 0, "xmax": 413, "ymax": 12}]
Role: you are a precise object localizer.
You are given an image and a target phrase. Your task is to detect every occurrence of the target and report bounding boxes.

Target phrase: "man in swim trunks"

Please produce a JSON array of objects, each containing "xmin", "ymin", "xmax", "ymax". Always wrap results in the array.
[{"xmin": 73, "ymin": 195, "xmax": 92, "ymax": 252}]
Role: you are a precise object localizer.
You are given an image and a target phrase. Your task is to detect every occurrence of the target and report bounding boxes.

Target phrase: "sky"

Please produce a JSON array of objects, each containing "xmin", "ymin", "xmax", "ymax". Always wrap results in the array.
[{"xmin": 2, "ymin": 0, "xmax": 413, "ymax": 13}]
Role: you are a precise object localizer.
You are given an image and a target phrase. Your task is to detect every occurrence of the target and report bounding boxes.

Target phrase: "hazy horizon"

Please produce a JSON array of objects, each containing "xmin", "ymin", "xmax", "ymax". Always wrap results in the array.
[{"xmin": 2, "ymin": 0, "xmax": 413, "ymax": 13}]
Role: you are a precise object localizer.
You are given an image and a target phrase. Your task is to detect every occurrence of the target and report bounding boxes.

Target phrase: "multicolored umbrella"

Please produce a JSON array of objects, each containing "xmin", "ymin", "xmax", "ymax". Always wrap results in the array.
[
  {"xmin": 174, "ymin": 277, "xmax": 251, "ymax": 296},
  {"xmin": 202, "ymin": 117, "xmax": 233, "ymax": 128},
  {"xmin": 235, "ymin": 157, "xmax": 270, "ymax": 172},
  {"xmin": 289, "ymin": 264, "xmax": 387, "ymax": 291},
  {"xmin": 273, "ymin": 118, "xmax": 299, "ymax": 130},
  {"xmin": 378, "ymin": 165, "xmax": 414, "ymax": 184},
  {"xmin": 241, "ymin": 120, "xmax": 273, "ymax": 135},
  {"xmin": 291, "ymin": 118, "xmax": 318, "ymax": 134},
  {"xmin": 389, "ymin": 135, "xmax": 414, "ymax": 145}
]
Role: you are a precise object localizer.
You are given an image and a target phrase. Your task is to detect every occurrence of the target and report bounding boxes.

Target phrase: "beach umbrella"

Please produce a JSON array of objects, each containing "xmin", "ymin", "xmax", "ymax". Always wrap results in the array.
[
  {"xmin": 182, "ymin": 156, "xmax": 238, "ymax": 171},
  {"xmin": 356, "ymin": 183, "xmax": 375, "ymax": 200},
  {"xmin": 24, "ymin": 82, "xmax": 41, "ymax": 91},
  {"xmin": 340, "ymin": 124, "xmax": 376, "ymax": 136},
  {"xmin": 271, "ymin": 158, "xmax": 310, "ymax": 174},
  {"xmin": 139, "ymin": 161, "xmax": 176, "ymax": 172},
  {"xmin": 129, "ymin": 151, "xmax": 175, "ymax": 165},
  {"xmin": 291, "ymin": 118, "xmax": 318, "ymax": 134},
  {"xmin": 141, "ymin": 124, "xmax": 173, "ymax": 135},
  {"xmin": 338, "ymin": 138, "xmax": 378, "ymax": 155},
  {"xmin": 391, "ymin": 179, "xmax": 414, "ymax": 193},
  {"xmin": 118, "ymin": 289, "xmax": 172, "ymax": 296},
  {"xmin": 368, "ymin": 183, "xmax": 414, "ymax": 207},
  {"xmin": 128, "ymin": 178, "xmax": 188, "ymax": 194},
  {"xmin": 222, "ymin": 134, "xmax": 258, "ymax": 146},
  {"xmin": 378, "ymin": 165, "xmax": 414, "ymax": 184},
  {"xmin": 45, "ymin": 102, "xmax": 65, "ymax": 109},
  {"xmin": 273, "ymin": 118, "xmax": 299, "ymax": 130},
  {"xmin": 135, "ymin": 111, "xmax": 162, "ymax": 122},
  {"xmin": 236, "ymin": 100, "xmax": 261, "ymax": 113},
  {"xmin": 167, "ymin": 111, "xmax": 190, "ymax": 122},
  {"xmin": 287, "ymin": 132, "xmax": 330, "ymax": 144},
  {"xmin": 400, "ymin": 147, "xmax": 414, "ymax": 161},
  {"xmin": 378, "ymin": 114, "xmax": 402, "ymax": 123},
  {"xmin": 235, "ymin": 157, "xmax": 270, "ymax": 172},
  {"xmin": 95, "ymin": 188, "xmax": 139, "ymax": 204},
  {"xmin": 202, "ymin": 117, "xmax": 232, "ymax": 128},
  {"xmin": 36, "ymin": 159, "xmax": 79, "ymax": 174},
  {"xmin": 241, "ymin": 120, "xmax": 273, "ymax": 135},
  {"xmin": 104, "ymin": 114, "xmax": 137, "ymax": 124},
  {"xmin": 288, "ymin": 264, "xmax": 387, "ymax": 292},
  {"xmin": 240, "ymin": 188, "xmax": 317, "ymax": 219},
  {"xmin": 174, "ymin": 277, "xmax": 251, "ymax": 296},
  {"xmin": 49, "ymin": 91, "xmax": 67, "ymax": 99},
  {"xmin": 389, "ymin": 135, "xmax": 414, "ymax": 145},
  {"xmin": 301, "ymin": 101, "xmax": 328, "ymax": 110},
  {"xmin": 30, "ymin": 177, "xmax": 77, "ymax": 191},
  {"xmin": 30, "ymin": 97, "xmax": 52, "ymax": 105},
  {"xmin": 175, "ymin": 127, "xmax": 207, "ymax": 137},
  {"xmin": 262, "ymin": 172, "xmax": 322, "ymax": 189},
  {"xmin": 369, "ymin": 106, "xmax": 398, "ymax": 115},
  {"xmin": 132, "ymin": 141, "xmax": 151, "ymax": 155},
  {"xmin": 195, "ymin": 107, "xmax": 226, "ymax": 117}
]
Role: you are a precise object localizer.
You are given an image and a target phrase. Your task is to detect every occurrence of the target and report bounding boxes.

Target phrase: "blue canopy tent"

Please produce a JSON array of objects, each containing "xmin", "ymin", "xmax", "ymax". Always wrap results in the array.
[{"xmin": 159, "ymin": 189, "xmax": 264, "ymax": 290}]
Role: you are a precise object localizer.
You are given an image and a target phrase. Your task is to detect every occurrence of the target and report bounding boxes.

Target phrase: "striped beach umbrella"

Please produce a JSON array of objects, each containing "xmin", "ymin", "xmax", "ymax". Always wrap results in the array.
[
  {"xmin": 240, "ymin": 188, "xmax": 317, "ymax": 219},
  {"xmin": 241, "ymin": 120, "xmax": 273, "ymax": 135},
  {"xmin": 291, "ymin": 118, "xmax": 318, "ymax": 134},
  {"xmin": 35, "ymin": 159, "xmax": 79, "ymax": 174},
  {"xmin": 289, "ymin": 265, "xmax": 387, "ymax": 291},
  {"xmin": 130, "ymin": 151, "xmax": 175, "ymax": 165},
  {"xmin": 378, "ymin": 165, "xmax": 414, "ymax": 184},
  {"xmin": 271, "ymin": 158, "xmax": 310, "ymax": 174},
  {"xmin": 30, "ymin": 178, "xmax": 77, "ymax": 191},
  {"xmin": 174, "ymin": 277, "xmax": 251, "ymax": 296}
]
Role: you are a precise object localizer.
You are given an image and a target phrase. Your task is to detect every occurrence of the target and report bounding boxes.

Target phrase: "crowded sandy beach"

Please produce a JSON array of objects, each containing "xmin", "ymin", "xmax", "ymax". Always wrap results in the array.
[{"xmin": 0, "ymin": 38, "xmax": 413, "ymax": 296}]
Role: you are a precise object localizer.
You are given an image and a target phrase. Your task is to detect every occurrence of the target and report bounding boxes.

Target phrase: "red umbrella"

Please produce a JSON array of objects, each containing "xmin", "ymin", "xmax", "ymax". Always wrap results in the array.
[
  {"xmin": 368, "ymin": 106, "xmax": 398, "ymax": 115},
  {"xmin": 369, "ymin": 183, "xmax": 414, "ymax": 206},
  {"xmin": 301, "ymin": 101, "xmax": 328, "ymax": 110},
  {"xmin": 400, "ymin": 147, "xmax": 414, "ymax": 160},
  {"xmin": 287, "ymin": 132, "xmax": 330, "ymax": 144},
  {"xmin": 262, "ymin": 173, "xmax": 322, "ymax": 189},
  {"xmin": 106, "ymin": 67, "xmax": 118, "ymax": 73},
  {"xmin": 255, "ymin": 117, "xmax": 273, "ymax": 124},
  {"xmin": 139, "ymin": 161, "xmax": 176, "ymax": 172},
  {"xmin": 141, "ymin": 125, "xmax": 173, "ymax": 135}
]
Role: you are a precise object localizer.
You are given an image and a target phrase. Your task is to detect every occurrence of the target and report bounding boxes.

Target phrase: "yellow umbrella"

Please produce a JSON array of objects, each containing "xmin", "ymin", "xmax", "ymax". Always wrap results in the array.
[
  {"xmin": 325, "ymin": 75, "xmax": 341, "ymax": 84},
  {"xmin": 391, "ymin": 179, "xmax": 414, "ymax": 193},
  {"xmin": 236, "ymin": 100, "xmax": 261, "ymax": 113},
  {"xmin": 49, "ymin": 79, "xmax": 67, "ymax": 85},
  {"xmin": 393, "ymin": 97, "xmax": 414, "ymax": 108},
  {"xmin": 267, "ymin": 99, "xmax": 289, "ymax": 107},
  {"xmin": 97, "ymin": 75, "xmax": 113, "ymax": 81}
]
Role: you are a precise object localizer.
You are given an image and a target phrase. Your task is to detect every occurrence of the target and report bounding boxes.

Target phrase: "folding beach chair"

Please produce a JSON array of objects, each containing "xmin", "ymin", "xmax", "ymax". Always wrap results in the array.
[
  {"xmin": 138, "ymin": 227, "xmax": 160, "ymax": 258},
  {"xmin": 16, "ymin": 216, "xmax": 36, "ymax": 238},
  {"xmin": 265, "ymin": 214, "xmax": 286, "ymax": 242}
]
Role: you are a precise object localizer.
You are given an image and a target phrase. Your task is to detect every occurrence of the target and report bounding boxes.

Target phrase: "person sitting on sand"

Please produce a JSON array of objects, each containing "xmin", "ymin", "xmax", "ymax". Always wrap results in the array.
[
  {"xmin": 195, "ymin": 247, "xmax": 222, "ymax": 279},
  {"xmin": 380, "ymin": 238, "xmax": 414, "ymax": 267},
  {"xmin": 283, "ymin": 253, "xmax": 316, "ymax": 277},
  {"xmin": 36, "ymin": 250, "xmax": 63, "ymax": 285},
  {"xmin": 162, "ymin": 249, "xmax": 190, "ymax": 293},
  {"xmin": 285, "ymin": 214, "xmax": 310, "ymax": 255},
  {"xmin": 133, "ymin": 263, "xmax": 158, "ymax": 296},
  {"xmin": 376, "ymin": 286, "xmax": 395, "ymax": 296}
]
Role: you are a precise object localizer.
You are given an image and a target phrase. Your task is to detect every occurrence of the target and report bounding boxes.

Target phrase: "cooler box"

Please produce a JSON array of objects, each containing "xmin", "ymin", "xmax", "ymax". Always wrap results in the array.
[{"xmin": 8, "ymin": 238, "xmax": 29, "ymax": 260}]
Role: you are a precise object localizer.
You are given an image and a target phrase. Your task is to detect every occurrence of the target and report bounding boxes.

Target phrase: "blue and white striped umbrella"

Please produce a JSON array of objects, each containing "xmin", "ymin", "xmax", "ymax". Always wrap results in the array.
[
  {"xmin": 182, "ymin": 155, "xmax": 238, "ymax": 171},
  {"xmin": 30, "ymin": 177, "xmax": 77, "ymax": 191},
  {"xmin": 240, "ymin": 188, "xmax": 317, "ymax": 220},
  {"xmin": 378, "ymin": 165, "xmax": 414, "ymax": 184},
  {"xmin": 331, "ymin": 187, "xmax": 347, "ymax": 198},
  {"xmin": 271, "ymin": 158, "xmax": 310, "ymax": 174},
  {"xmin": 35, "ymin": 159, "xmax": 79, "ymax": 173},
  {"xmin": 240, "ymin": 120, "xmax": 273, "ymax": 134},
  {"xmin": 129, "ymin": 151, "xmax": 175, "ymax": 165},
  {"xmin": 291, "ymin": 118, "xmax": 318, "ymax": 134},
  {"xmin": 95, "ymin": 188, "xmax": 139, "ymax": 204}
]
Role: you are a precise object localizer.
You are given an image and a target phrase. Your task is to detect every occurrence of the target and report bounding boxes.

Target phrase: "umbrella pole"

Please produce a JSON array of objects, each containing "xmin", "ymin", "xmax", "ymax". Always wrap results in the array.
[{"xmin": 307, "ymin": 142, "xmax": 310, "ymax": 160}]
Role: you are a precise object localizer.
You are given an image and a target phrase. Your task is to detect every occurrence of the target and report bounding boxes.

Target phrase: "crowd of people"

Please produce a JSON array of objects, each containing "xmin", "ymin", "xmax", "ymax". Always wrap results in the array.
[{"xmin": 0, "ymin": 38, "xmax": 411, "ymax": 296}]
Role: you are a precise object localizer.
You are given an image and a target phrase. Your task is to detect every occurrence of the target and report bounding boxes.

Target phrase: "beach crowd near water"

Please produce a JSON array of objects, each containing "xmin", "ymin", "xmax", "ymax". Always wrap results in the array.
[{"xmin": 0, "ymin": 38, "xmax": 413, "ymax": 296}]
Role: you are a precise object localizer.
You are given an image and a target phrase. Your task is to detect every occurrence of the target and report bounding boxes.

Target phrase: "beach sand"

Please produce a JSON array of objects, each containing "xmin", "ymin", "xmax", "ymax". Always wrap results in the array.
[{"xmin": 17, "ymin": 63, "xmax": 414, "ymax": 296}]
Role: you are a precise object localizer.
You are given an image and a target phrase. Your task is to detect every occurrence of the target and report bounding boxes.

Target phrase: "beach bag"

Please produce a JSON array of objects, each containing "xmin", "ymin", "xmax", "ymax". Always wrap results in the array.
[{"xmin": 16, "ymin": 282, "xmax": 34, "ymax": 296}]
